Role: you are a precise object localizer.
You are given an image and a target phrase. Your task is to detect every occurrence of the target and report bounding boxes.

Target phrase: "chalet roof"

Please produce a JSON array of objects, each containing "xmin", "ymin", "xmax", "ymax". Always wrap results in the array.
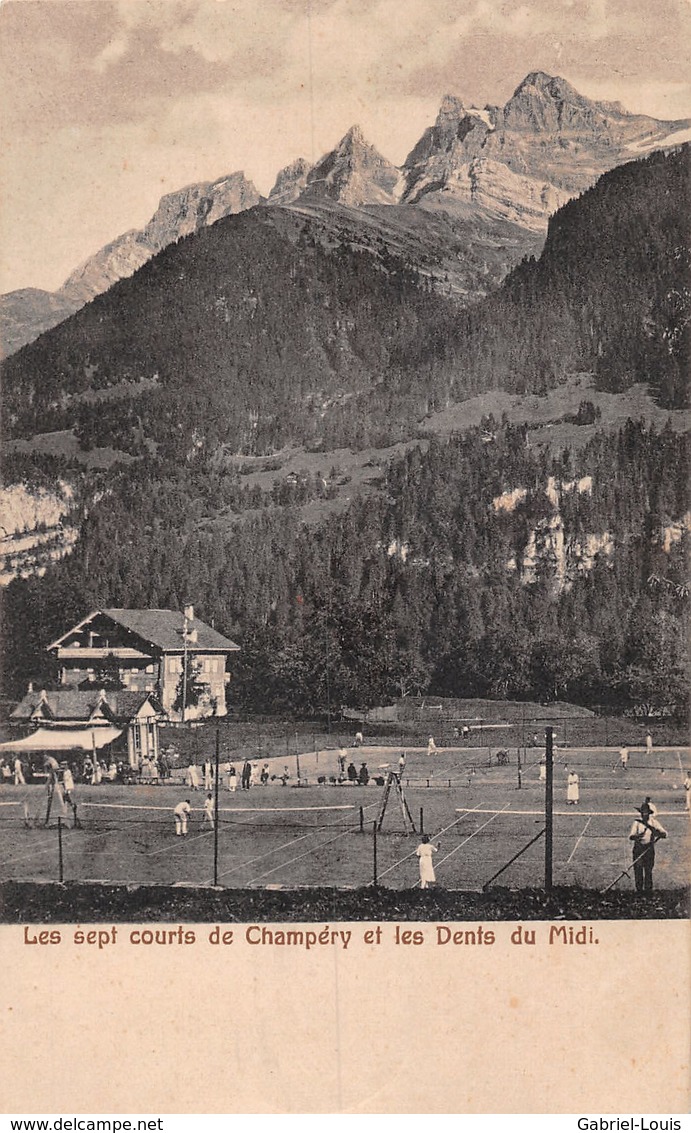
[
  {"xmin": 48, "ymin": 608, "xmax": 240, "ymax": 654},
  {"xmin": 10, "ymin": 689, "xmax": 163, "ymax": 724}
]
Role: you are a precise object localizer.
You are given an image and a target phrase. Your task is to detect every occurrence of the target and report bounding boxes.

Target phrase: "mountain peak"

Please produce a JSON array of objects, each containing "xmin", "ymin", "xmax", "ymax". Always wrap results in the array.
[
  {"xmin": 300, "ymin": 127, "xmax": 401, "ymax": 206},
  {"xmin": 339, "ymin": 124, "xmax": 367, "ymax": 149},
  {"xmin": 438, "ymin": 94, "xmax": 467, "ymax": 119},
  {"xmin": 269, "ymin": 158, "xmax": 312, "ymax": 205}
]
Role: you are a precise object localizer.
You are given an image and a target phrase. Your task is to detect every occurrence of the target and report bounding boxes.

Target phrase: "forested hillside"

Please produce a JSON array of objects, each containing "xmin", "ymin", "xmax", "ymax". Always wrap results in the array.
[
  {"xmin": 418, "ymin": 145, "xmax": 690, "ymax": 410},
  {"xmin": 3, "ymin": 420, "xmax": 688, "ymax": 716},
  {"xmin": 3, "ymin": 147, "xmax": 689, "ymax": 462},
  {"xmin": 1, "ymin": 148, "xmax": 688, "ymax": 716}
]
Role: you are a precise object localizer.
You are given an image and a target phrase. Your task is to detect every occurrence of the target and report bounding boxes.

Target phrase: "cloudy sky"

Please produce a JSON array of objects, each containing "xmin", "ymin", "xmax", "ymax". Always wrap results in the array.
[{"xmin": 1, "ymin": 0, "xmax": 689, "ymax": 293}]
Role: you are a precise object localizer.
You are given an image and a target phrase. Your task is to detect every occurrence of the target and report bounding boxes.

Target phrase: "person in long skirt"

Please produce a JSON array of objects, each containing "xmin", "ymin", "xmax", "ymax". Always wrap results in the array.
[
  {"xmin": 416, "ymin": 834, "xmax": 439, "ymax": 888},
  {"xmin": 186, "ymin": 762, "xmax": 201, "ymax": 791},
  {"xmin": 566, "ymin": 770, "xmax": 580, "ymax": 805},
  {"xmin": 227, "ymin": 765, "xmax": 237, "ymax": 792}
]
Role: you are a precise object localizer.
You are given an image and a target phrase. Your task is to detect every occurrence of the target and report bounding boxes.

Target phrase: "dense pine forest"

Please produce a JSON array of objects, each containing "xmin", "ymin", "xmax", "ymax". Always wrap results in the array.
[
  {"xmin": 1, "ymin": 147, "xmax": 689, "ymax": 716},
  {"xmin": 3, "ymin": 420, "xmax": 688, "ymax": 717}
]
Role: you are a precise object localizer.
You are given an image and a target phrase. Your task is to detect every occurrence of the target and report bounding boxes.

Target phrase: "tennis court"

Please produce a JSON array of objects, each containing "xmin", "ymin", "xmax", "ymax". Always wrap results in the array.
[{"xmin": 1, "ymin": 743, "xmax": 688, "ymax": 892}]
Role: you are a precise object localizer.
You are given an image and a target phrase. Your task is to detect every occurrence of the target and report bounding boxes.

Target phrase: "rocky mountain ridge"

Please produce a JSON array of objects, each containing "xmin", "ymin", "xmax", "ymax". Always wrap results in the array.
[{"xmin": 2, "ymin": 71, "xmax": 688, "ymax": 356}]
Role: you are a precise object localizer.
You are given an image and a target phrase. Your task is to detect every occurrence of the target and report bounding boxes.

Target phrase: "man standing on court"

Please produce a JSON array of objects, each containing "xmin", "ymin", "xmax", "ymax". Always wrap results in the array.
[
  {"xmin": 203, "ymin": 792, "xmax": 214, "ymax": 829},
  {"xmin": 174, "ymin": 799, "xmax": 192, "ymax": 837},
  {"xmin": 619, "ymin": 746, "xmax": 629, "ymax": 771},
  {"xmin": 13, "ymin": 756, "xmax": 26, "ymax": 785},
  {"xmin": 629, "ymin": 802, "xmax": 667, "ymax": 893}
]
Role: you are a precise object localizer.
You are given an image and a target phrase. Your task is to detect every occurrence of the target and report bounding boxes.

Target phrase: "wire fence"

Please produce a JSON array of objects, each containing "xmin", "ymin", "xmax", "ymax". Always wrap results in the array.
[{"xmin": 2, "ymin": 767, "xmax": 688, "ymax": 894}]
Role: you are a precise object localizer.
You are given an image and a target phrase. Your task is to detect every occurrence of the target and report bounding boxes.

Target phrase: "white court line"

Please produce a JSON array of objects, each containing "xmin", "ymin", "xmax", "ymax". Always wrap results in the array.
[
  {"xmin": 436, "ymin": 805, "xmax": 512, "ymax": 871},
  {"xmin": 0, "ymin": 801, "xmax": 21, "ymax": 807},
  {"xmin": 377, "ymin": 802, "xmax": 488, "ymax": 881},
  {"xmin": 204, "ymin": 832, "xmax": 316, "ymax": 885},
  {"xmin": 145, "ymin": 828, "xmax": 215, "ymax": 856},
  {"xmin": 566, "ymin": 816, "xmax": 592, "ymax": 864},
  {"xmin": 244, "ymin": 802, "xmax": 380, "ymax": 886},
  {"xmin": 455, "ymin": 807, "xmax": 687, "ymax": 817},
  {"xmin": 0, "ymin": 836, "xmax": 62, "ymax": 869},
  {"xmin": 82, "ymin": 802, "xmax": 354, "ymax": 813},
  {"xmin": 206, "ymin": 802, "xmax": 376, "ymax": 885}
]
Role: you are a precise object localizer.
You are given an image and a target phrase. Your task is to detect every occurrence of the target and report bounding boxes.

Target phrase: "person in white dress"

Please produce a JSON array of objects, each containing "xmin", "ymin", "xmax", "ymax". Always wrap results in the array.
[
  {"xmin": 566, "ymin": 770, "xmax": 580, "ymax": 805},
  {"xmin": 427, "ymin": 736, "xmax": 437, "ymax": 756},
  {"xmin": 186, "ymin": 763, "xmax": 201, "ymax": 791},
  {"xmin": 227, "ymin": 766, "xmax": 237, "ymax": 792},
  {"xmin": 416, "ymin": 834, "xmax": 439, "ymax": 888},
  {"xmin": 13, "ymin": 757, "xmax": 26, "ymax": 785}
]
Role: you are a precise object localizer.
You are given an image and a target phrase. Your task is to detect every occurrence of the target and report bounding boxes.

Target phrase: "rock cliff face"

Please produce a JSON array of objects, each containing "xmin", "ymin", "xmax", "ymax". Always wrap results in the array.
[
  {"xmin": 61, "ymin": 171, "xmax": 263, "ymax": 307},
  {"xmin": 301, "ymin": 126, "xmax": 404, "ymax": 206},
  {"xmin": 401, "ymin": 72, "xmax": 690, "ymax": 226},
  {"xmin": 268, "ymin": 158, "xmax": 313, "ymax": 205},
  {"xmin": 0, "ymin": 171, "xmax": 263, "ymax": 353},
  {"xmin": 0, "ymin": 481, "xmax": 79, "ymax": 585}
]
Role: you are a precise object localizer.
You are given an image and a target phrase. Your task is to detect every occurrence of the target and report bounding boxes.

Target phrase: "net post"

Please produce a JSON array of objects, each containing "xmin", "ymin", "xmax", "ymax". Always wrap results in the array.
[
  {"xmin": 359, "ymin": 805, "xmax": 364, "ymax": 834},
  {"xmin": 213, "ymin": 727, "xmax": 220, "ymax": 886},
  {"xmin": 419, "ymin": 806, "xmax": 424, "ymax": 834},
  {"xmin": 545, "ymin": 725, "xmax": 554, "ymax": 890},
  {"xmin": 372, "ymin": 821, "xmax": 378, "ymax": 886}
]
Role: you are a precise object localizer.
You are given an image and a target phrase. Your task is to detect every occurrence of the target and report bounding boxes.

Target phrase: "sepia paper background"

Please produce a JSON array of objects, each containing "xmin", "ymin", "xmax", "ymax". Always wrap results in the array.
[
  {"xmin": 2, "ymin": 0, "xmax": 690, "ymax": 1115},
  {"xmin": 2, "ymin": 920, "xmax": 690, "ymax": 1114}
]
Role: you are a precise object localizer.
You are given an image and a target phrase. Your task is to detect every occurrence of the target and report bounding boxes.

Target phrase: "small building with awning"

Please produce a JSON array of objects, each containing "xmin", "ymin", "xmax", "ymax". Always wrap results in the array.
[{"xmin": 4, "ymin": 688, "xmax": 164, "ymax": 769}]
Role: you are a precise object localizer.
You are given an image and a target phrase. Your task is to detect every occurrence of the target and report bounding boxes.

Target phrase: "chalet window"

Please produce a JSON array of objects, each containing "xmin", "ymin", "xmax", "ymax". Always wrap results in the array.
[{"xmin": 145, "ymin": 665, "xmax": 155, "ymax": 674}]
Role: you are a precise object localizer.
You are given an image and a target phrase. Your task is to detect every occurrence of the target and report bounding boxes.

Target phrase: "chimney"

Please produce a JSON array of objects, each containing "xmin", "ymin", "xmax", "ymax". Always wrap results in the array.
[
  {"xmin": 183, "ymin": 604, "xmax": 194, "ymax": 623},
  {"xmin": 39, "ymin": 689, "xmax": 48, "ymax": 702},
  {"xmin": 27, "ymin": 681, "xmax": 34, "ymax": 694}
]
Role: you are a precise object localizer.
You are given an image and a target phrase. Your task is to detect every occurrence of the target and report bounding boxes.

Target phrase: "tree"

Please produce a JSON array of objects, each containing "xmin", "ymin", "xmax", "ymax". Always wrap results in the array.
[{"xmin": 172, "ymin": 657, "xmax": 206, "ymax": 719}]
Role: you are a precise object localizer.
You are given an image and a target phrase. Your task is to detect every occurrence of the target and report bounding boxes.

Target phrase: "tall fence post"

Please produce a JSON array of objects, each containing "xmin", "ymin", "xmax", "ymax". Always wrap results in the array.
[
  {"xmin": 213, "ymin": 728, "xmax": 220, "ymax": 887},
  {"xmin": 57, "ymin": 816, "xmax": 64, "ymax": 883},
  {"xmin": 372, "ymin": 821, "xmax": 378, "ymax": 886},
  {"xmin": 545, "ymin": 726, "xmax": 554, "ymax": 891}
]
